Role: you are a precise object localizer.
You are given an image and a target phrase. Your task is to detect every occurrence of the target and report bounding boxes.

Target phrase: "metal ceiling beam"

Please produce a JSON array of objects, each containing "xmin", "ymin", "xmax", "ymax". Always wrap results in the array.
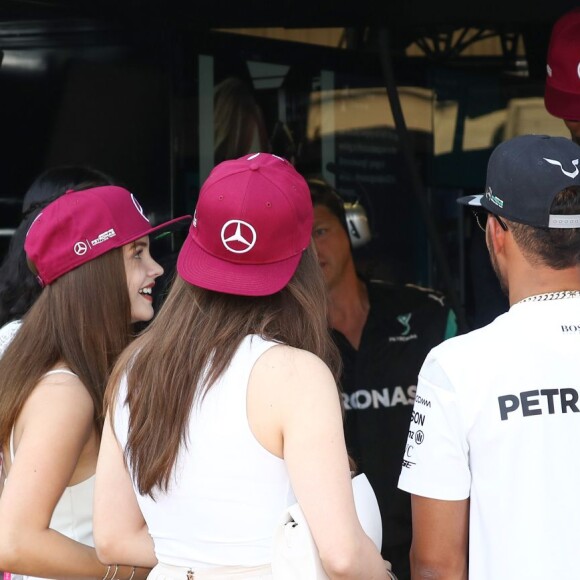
[{"xmin": 0, "ymin": 0, "xmax": 578, "ymax": 29}]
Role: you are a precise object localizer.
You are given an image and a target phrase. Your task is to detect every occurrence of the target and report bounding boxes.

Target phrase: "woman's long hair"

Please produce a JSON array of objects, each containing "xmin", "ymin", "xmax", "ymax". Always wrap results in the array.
[
  {"xmin": 0, "ymin": 248, "xmax": 132, "ymax": 447},
  {"xmin": 107, "ymin": 243, "xmax": 340, "ymax": 496}
]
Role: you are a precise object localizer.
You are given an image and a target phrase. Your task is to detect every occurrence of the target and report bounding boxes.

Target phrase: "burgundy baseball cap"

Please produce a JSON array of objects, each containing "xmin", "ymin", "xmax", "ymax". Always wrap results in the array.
[
  {"xmin": 177, "ymin": 153, "xmax": 313, "ymax": 296},
  {"xmin": 25, "ymin": 185, "xmax": 191, "ymax": 286},
  {"xmin": 545, "ymin": 8, "xmax": 580, "ymax": 120}
]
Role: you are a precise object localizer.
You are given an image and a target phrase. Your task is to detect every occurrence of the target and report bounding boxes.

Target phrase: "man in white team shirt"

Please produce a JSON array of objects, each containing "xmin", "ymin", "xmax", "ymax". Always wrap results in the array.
[{"xmin": 398, "ymin": 134, "xmax": 580, "ymax": 580}]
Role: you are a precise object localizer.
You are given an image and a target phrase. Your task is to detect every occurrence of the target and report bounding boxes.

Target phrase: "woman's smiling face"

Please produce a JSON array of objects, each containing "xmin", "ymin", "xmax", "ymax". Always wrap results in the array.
[{"xmin": 123, "ymin": 236, "xmax": 164, "ymax": 323}]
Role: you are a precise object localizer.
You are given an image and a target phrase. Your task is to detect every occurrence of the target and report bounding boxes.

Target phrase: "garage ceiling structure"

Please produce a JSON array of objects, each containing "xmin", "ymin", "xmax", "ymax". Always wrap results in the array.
[
  {"xmin": 0, "ymin": 0, "xmax": 578, "ymax": 33},
  {"xmin": 0, "ymin": 0, "xmax": 577, "ymax": 25},
  {"xmin": 1, "ymin": 0, "xmax": 577, "ymax": 74}
]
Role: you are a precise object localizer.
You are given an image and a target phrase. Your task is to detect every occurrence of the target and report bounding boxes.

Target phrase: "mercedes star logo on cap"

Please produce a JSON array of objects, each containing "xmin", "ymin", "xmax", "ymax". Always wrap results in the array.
[{"xmin": 221, "ymin": 220, "xmax": 257, "ymax": 254}]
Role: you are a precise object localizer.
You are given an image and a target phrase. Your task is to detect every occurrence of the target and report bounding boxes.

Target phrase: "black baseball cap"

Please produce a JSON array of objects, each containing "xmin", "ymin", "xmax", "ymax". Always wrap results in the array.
[{"xmin": 458, "ymin": 134, "xmax": 580, "ymax": 228}]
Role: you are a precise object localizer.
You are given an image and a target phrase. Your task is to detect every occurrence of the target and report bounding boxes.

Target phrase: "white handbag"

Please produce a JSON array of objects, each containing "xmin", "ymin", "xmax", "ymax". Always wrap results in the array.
[{"xmin": 271, "ymin": 473, "xmax": 396, "ymax": 579}]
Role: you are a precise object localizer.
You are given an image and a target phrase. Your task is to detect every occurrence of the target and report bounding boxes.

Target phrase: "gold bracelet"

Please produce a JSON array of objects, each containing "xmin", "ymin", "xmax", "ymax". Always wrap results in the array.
[{"xmin": 102, "ymin": 566, "xmax": 112, "ymax": 580}]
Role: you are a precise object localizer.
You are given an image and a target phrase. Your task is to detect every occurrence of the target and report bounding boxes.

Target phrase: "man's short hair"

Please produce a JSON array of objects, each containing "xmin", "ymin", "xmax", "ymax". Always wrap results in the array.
[
  {"xmin": 509, "ymin": 186, "xmax": 580, "ymax": 269},
  {"xmin": 307, "ymin": 178, "xmax": 349, "ymax": 235}
]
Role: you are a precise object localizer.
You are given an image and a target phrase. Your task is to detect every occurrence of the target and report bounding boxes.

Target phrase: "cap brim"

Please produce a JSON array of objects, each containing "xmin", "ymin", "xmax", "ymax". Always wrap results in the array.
[
  {"xmin": 457, "ymin": 194, "xmax": 483, "ymax": 207},
  {"xmin": 149, "ymin": 215, "xmax": 192, "ymax": 241},
  {"xmin": 176, "ymin": 235, "xmax": 302, "ymax": 297},
  {"xmin": 148, "ymin": 214, "xmax": 191, "ymax": 237},
  {"xmin": 120, "ymin": 214, "xmax": 191, "ymax": 247},
  {"xmin": 545, "ymin": 83, "xmax": 580, "ymax": 120}
]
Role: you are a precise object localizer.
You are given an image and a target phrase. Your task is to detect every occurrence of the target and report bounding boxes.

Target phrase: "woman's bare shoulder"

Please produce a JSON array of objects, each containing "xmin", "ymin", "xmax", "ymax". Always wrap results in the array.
[
  {"xmin": 22, "ymin": 368, "xmax": 94, "ymax": 427},
  {"xmin": 252, "ymin": 344, "xmax": 337, "ymax": 404},
  {"xmin": 256, "ymin": 344, "xmax": 332, "ymax": 378}
]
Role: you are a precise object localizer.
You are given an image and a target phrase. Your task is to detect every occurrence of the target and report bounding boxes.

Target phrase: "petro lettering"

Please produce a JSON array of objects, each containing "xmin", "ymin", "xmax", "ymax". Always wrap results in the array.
[
  {"xmin": 561, "ymin": 388, "xmax": 580, "ymax": 413},
  {"xmin": 521, "ymin": 390, "xmax": 542, "ymax": 417},
  {"xmin": 498, "ymin": 394, "xmax": 519, "ymax": 420},
  {"xmin": 499, "ymin": 388, "xmax": 580, "ymax": 420}
]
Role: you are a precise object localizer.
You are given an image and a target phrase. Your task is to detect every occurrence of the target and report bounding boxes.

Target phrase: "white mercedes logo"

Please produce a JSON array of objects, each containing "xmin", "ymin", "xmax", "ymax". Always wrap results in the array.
[
  {"xmin": 131, "ymin": 194, "xmax": 150, "ymax": 222},
  {"xmin": 221, "ymin": 220, "xmax": 257, "ymax": 254},
  {"xmin": 74, "ymin": 241, "xmax": 88, "ymax": 256}
]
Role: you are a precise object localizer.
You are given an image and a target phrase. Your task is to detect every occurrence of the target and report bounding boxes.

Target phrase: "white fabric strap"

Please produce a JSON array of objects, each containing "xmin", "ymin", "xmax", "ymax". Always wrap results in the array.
[
  {"xmin": 43, "ymin": 369, "xmax": 78, "ymax": 378},
  {"xmin": 548, "ymin": 214, "xmax": 580, "ymax": 228}
]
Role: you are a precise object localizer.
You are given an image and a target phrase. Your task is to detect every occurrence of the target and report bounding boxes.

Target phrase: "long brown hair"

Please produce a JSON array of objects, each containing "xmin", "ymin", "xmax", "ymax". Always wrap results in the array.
[
  {"xmin": 107, "ymin": 243, "xmax": 341, "ymax": 496},
  {"xmin": 0, "ymin": 248, "xmax": 132, "ymax": 447}
]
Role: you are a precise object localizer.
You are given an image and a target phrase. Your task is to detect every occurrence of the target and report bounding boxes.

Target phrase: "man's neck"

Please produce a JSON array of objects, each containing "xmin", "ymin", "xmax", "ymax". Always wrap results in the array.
[
  {"xmin": 508, "ymin": 264, "xmax": 580, "ymax": 305},
  {"xmin": 328, "ymin": 272, "xmax": 369, "ymax": 350}
]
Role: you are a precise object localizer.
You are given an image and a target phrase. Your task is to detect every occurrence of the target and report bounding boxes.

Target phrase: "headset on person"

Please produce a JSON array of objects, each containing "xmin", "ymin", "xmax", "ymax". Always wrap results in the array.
[
  {"xmin": 307, "ymin": 177, "xmax": 372, "ymax": 249},
  {"xmin": 343, "ymin": 198, "xmax": 372, "ymax": 249}
]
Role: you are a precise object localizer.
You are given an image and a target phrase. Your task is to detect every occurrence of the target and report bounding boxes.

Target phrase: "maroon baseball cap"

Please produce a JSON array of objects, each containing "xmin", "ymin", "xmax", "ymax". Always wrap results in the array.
[
  {"xmin": 177, "ymin": 153, "xmax": 313, "ymax": 296},
  {"xmin": 25, "ymin": 185, "xmax": 191, "ymax": 286},
  {"xmin": 545, "ymin": 8, "xmax": 580, "ymax": 120}
]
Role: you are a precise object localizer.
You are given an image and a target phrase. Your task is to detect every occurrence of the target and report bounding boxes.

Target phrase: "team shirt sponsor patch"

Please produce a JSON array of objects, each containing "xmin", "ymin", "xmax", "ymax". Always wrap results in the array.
[
  {"xmin": 342, "ymin": 385, "xmax": 416, "ymax": 410},
  {"xmin": 498, "ymin": 388, "xmax": 580, "ymax": 420},
  {"xmin": 389, "ymin": 313, "xmax": 418, "ymax": 342}
]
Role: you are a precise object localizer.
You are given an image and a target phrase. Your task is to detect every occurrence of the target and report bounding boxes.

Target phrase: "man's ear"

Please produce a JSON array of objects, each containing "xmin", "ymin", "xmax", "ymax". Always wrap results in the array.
[{"xmin": 487, "ymin": 216, "xmax": 507, "ymax": 256}]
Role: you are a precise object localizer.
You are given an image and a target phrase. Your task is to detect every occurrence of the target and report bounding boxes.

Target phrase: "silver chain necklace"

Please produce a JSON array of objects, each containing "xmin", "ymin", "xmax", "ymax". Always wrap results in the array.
[{"xmin": 517, "ymin": 290, "xmax": 580, "ymax": 304}]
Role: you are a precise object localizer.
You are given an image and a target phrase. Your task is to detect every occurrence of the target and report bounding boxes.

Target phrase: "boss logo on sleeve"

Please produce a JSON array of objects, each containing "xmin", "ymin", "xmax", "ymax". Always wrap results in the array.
[{"xmin": 561, "ymin": 324, "xmax": 580, "ymax": 333}]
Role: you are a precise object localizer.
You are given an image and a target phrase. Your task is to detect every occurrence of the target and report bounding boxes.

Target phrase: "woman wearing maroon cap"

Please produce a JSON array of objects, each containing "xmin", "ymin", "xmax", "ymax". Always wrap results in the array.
[
  {"xmin": 94, "ymin": 153, "xmax": 391, "ymax": 579},
  {"xmin": 0, "ymin": 185, "xmax": 189, "ymax": 580},
  {"xmin": 544, "ymin": 8, "xmax": 580, "ymax": 145},
  {"xmin": 0, "ymin": 165, "xmax": 115, "ymax": 353}
]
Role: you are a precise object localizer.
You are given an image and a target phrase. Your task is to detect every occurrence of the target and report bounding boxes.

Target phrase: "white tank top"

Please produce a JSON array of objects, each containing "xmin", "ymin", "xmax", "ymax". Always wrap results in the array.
[
  {"xmin": 114, "ymin": 335, "xmax": 296, "ymax": 568},
  {"xmin": 0, "ymin": 319, "xmax": 22, "ymax": 357},
  {"xmin": 8, "ymin": 369, "xmax": 95, "ymax": 580}
]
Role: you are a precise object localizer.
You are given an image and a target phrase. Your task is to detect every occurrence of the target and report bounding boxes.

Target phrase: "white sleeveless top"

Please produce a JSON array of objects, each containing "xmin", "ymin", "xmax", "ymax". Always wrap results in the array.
[
  {"xmin": 114, "ymin": 334, "xmax": 296, "ymax": 568},
  {"xmin": 0, "ymin": 319, "xmax": 22, "ymax": 357},
  {"xmin": 8, "ymin": 369, "xmax": 95, "ymax": 580}
]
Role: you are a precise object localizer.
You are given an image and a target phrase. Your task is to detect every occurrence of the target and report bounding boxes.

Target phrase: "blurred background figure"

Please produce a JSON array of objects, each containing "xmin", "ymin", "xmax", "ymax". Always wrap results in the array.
[
  {"xmin": 308, "ymin": 177, "xmax": 457, "ymax": 580},
  {"xmin": 214, "ymin": 76, "xmax": 271, "ymax": 164},
  {"xmin": 270, "ymin": 120, "xmax": 297, "ymax": 165},
  {"xmin": 544, "ymin": 7, "xmax": 580, "ymax": 144}
]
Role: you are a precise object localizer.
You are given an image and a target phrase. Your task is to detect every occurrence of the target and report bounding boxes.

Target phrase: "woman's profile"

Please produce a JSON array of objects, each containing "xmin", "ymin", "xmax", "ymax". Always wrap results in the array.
[
  {"xmin": 94, "ymin": 153, "xmax": 390, "ymax": 579},
  {"xmin": 0, "ymin": 165, "xmax": 114, "ymax": 353},
  {"xmin": 0, "ymin": 185, "xmax": 190, "ymax": 579}
]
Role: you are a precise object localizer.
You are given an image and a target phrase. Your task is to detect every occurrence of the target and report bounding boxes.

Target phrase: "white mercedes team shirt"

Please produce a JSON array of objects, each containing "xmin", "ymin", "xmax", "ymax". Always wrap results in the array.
[{"xmin": 398, "ymin": 297, "xmax": 580, "ymax": 580}]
